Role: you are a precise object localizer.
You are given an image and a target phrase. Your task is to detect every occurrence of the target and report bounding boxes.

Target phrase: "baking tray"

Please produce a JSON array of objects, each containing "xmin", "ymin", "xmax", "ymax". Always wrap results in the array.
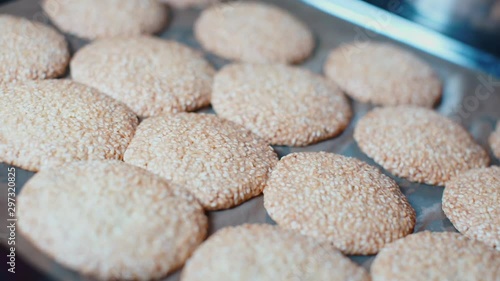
[{"xmin": 0, "ymin": 0, "xmax": 499, "ymax": 280}]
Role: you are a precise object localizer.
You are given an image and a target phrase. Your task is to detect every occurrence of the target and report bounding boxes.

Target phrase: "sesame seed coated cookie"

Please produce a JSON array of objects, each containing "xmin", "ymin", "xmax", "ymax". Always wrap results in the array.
[
  {"xmin": 490, "ymin": 122, "xmax": 500, "ymax": 159},
  {"xmin": 124, "ymin": 113, "xmax": 278, "ymax": 210},
  {"xmin": 71, "ymin": 37, "xmax": 215, "ymax": 118},
  {"xmin": 212, "ymin": 64, "xmax": 352, "ymax": 146},
  {"xmin": 41, "ymin": 0, "xmax": 169, "ymax": 40},
  {"xmin": 371, "ymin": 231, "xmax": 500, "ymax": 281},
  {"xmin": 181, "ymin": 224, "xmax": 370, "ymax": 281},
  {"xmin": 160, "ymin": 0, "xmax": 220, "ymax": 9},
  {"xmin": 354, "ymin": 106, "xmax": 489, "ymax": 186},
  {"xmin": 0, "ymin": 80, "xmax": 138, "ymax": 171},
  {"xmin": 18, "ymin": 161, "xmax": 208, "ymax": 281},
  {"xmin": 194, "ymin": 2, "xmax": 314, "ymax": 63},
  {"xmin": 0, "ymin": 15, "xmax": 69, "ymax": 83},
  {"xmin": 263, "ymin": 152, "xmax": 416, "ymax": 255},
  {"xmin": 324, "ymin": 42, "xmax": 442, "ymax": 107},
  {"xmin": 442, "ymin": 166, "xmax": 500, "ymax": 249}
]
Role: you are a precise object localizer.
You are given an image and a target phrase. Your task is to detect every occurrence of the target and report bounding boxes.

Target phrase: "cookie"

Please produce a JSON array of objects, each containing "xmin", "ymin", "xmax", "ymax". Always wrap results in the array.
[
  {"xmin": 124, "ymin": 113, "xmax": 278, "ymax": 210},
  {"xmin": 71, "ymin": 37, "xmax": 215, "ymax": 118},
  {"xmin": 0, "ymin": 15, "xmax": 69, "ymax": 83},
  {"xmin": 263, "ymin": 152, "xmax": 416, "ymax": 255},
  {"xmin": 18, "ymin": 161, "xmax": 207, "ymax": 280},
  {"xmin": 371, "ymin": 231, "xmax": 500, "ymax": 281},
  {"xmin": 41, "ymin": 0, "xmax": 169, "ymax": 39},
  {"xmin": 181, "ymin": 224, "xmax": 370, "ymax": 281},
  {"xmin": 490, "ymin": 122, "xmax": 500, "ymax": 159},
  {"xmin": 442, "ymin": 166, "xmax": 500, "ymax": 249},
  {"xmin": 324, "ymin": 42, "xmax": 442, "ymax": 107},
  {"xmin": 194, "ymin": 2, "xmax": 314, "ymax": 63},
  {"xmin": 0, "ymin": 80, "xmax": 138, "ymax": 171},
  {"xmin": 212, "ymin": 64, "xmax": 352, "ymax": 146},
  {"xmin": 160, "ymin": 0, "xmax": 219, "ymax": 9},
  {"xmin": 354, "ymin": 106, "xmax": 489, "ymax": 186}
]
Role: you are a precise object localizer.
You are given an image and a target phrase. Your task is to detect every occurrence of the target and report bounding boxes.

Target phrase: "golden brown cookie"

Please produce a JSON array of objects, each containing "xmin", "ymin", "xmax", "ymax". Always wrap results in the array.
[
  {"xmin": 324, "ymin": 42, "xmax": 442, "ymax": 107},
  {"xmin": 371, "ymin": 231, "xmax": 500, "ymax": 281},
  {"xmin": 18, "ymin": 161, "xmax": 207, "ymax": 280},
  {"xmin": 124, "ymin": 113, "xmax": 278, "ymax": 210},
  {"xmin": 443, "ymin": 166, "xmax": 500, "ymax": 249},
  {"xmin": 41, "ymin": 0, "xmax": 169, "ymax": 39},
  {"xmin": 71, "ymin": 37, "xmax": 215, "ymax": 118},
  {"xmin": 195, "ymin": 2, "xmax": 314, "ymax": 63},
  {"xmin": 490, "ymin": 122, "xmax": 500, "ymax": 159},
  {"xmin": 181, "ymin": 224, "xmax": 370, "ymax": 281},
  {"xmin": 0, "ymin": 80, "xmax": 138, "ymax": 171},
  {"xmin": 0, "ymin": 15, "xmax": 69, "ymax": 83},
  {"xmin": 354, "ymin": 106, "xmax": 489, "ymax": 185},
  {"xmin": 264, "ymin": 152, "xmax": 416, "ymax": 255},
  {"xmin": 212, "ymin": 64, "xmax": 352, "ymax": 146}
]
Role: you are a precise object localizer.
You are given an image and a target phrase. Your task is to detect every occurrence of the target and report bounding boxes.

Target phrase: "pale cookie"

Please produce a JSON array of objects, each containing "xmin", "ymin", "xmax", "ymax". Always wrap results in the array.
[
  {"xmin": 212, "ymin": 64, "xmax": 352, "ymax": 146},
  {"xmin": 371, "ymin": 231, "xmax": 500, "ymax": 281},
  {"xmin": 194, "ymin": 2, "xmax": 314, "ymax": 63},
  {"xmin": 181, "ymin": 224, "xmax": 370, "ymax": 281},
  {"xmin": 41, "ymin": 0, "xmax": 168, "ymax": 40},
  {"xmin": 0, "ymin": 15, "xmax": 69, "ymax": 83},
  {"xmin": 160, "ymin": 0, "xmax": 219, "ymax": 9},
  {"xmin": 18, "ymin": 161, "xmax": 207, "ymax": 280},
  {"xmin": 324, "ymin": 42, "xmax": 442, "ymax": 107},
  {"xmin": 490, "ymin": 122, "xmax": 500, "ymax": 159},
  {"xmin": 124, "ymin": 113, "xmax": 278, "ymax": 210},
  {"xmin": 0, "ymin": 80, "xmax": 138, "ymax": 171},
  {"xmin": 443, "ymin": 166, "xmax": 500, "ymax": 249},
  {"xmin": 263, "ymin": 152, "xmax": 416, "ymax": 255},
  {"xmin": 354, "ymin": 106, "xmax": 489, "ymax": 186},
  {"xmin": 71, "ymin": 37, "xmax": 215, "ymax": 118}
]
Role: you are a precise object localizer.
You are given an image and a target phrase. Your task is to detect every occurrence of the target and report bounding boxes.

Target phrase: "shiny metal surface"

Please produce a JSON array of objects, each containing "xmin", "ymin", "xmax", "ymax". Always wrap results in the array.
[
  {"xmin": 0, "ymin": 0, "xmax": 499, "ymax": 280},
  {"xmin": 302, "ymin": 0, "xmax": 500, "ymax": 77}
]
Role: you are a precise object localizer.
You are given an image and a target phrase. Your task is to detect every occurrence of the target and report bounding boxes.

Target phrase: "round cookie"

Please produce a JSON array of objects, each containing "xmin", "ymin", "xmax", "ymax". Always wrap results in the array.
[
  {"xmin": 490, "ymin": 122, "xmax": 500, "ymax": 159},
  {"xmin": 0, "ymin": 15, "xmax": 69, "ymax": 83},
  {"xmin": 41, "ymin": 0, "xmax": 169, "ymax": 40},
  {"xmin": 371, "ymin": 231, "xmax": 500, "ymax": 281},
  {"xmin": 212, "ymin": 64, "xmax": 352, "ymax": 146},
  {"xmin": 181, "ymin": 224, "xmax": 370, "ymax": 281},
  {"xmin": 18, "ymin": 161, "xmax": 207, "ymax": 280},
  {"xmin": 354, "ymin": 106, "xmax": 489, "ymax": 186},
  {"xmin": 71, "ymin": 37, "xmax": 215, "ymax": 118},
  {"xmin": 124, "ymin": 113, "xmax": 278, "ymax": 210},
  {"xmin": 263, "ymin": 152, "xmax": 416, "ymax": 255},
  {"xmin": 324, "ymin": 42, "xmax": 442, "ymax": 107},
  {"xmin": 443, "ymin": 166, "xmax": 500, "ymax": 249},
  {"xmin": 194, "ymin": 2, "xmax": 314, "ymax": 63},
  {"xmin": 0, "ymin": 80, "xmax": 138, "ymax": 171},
  {"xmin": 160, "ymin": 0, "xmax": 219, "ymax": 9}
]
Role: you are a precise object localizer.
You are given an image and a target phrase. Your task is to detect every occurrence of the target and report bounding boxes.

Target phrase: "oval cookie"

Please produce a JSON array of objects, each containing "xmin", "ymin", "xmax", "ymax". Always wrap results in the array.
[
  {"xmin": 195, "ymin": 2, "xmax": 314, "ymax": 63},
  {"xmin": 263, "ymin": 152, "xmax": 416, "ymax": 255},
  {"xmin": 18, "ymin": 161, "xmax": 208, "ymax": 280},
  {"xmin": 443, "ymin": 166, "xmax": 500, "ymax": 249},
  {"xmin": 324, "ymin": 42, "xmax": 442, "ymax": 107},
  {"xmin": 0, "ymin": 80, "xmax": 138, "ymax": 171},
  {"xmin": 212, "ymin": 64, "xmax": 352, "ymax": 146},
  {"xmin": 371, "ymin": 231, "xmax": 500, "ymax": 281},
  {"xmin": 181, "ymin": 224, "xmax": 370, "ymax": 281},
  {"xmin": 490, "ymin": 122, "xmax": 500, "ymax": 159},
  {"xmin": 354, "ymin": 106, "xmax": 489, "ymax": 186},
  {"xmin": 41, "ymin": 0, "xmax": 169, "ymax": 39},
  {"xmin": 124, "ymin": 113, "xmax": 278, "ymax": 210},
  {"xmin": 0, "ymin": 15, "xmax": 69, "ymax": 83},
  {"xmin": 71, "ymin": 37, "xmax": 215, "ymax": 118}
]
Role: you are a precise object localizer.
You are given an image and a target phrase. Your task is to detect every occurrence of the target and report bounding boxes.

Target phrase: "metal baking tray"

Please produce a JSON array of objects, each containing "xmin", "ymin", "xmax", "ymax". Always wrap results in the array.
[{"xmin": 0, "ymin": 0, "xmax": 499, "ymax": 280}]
